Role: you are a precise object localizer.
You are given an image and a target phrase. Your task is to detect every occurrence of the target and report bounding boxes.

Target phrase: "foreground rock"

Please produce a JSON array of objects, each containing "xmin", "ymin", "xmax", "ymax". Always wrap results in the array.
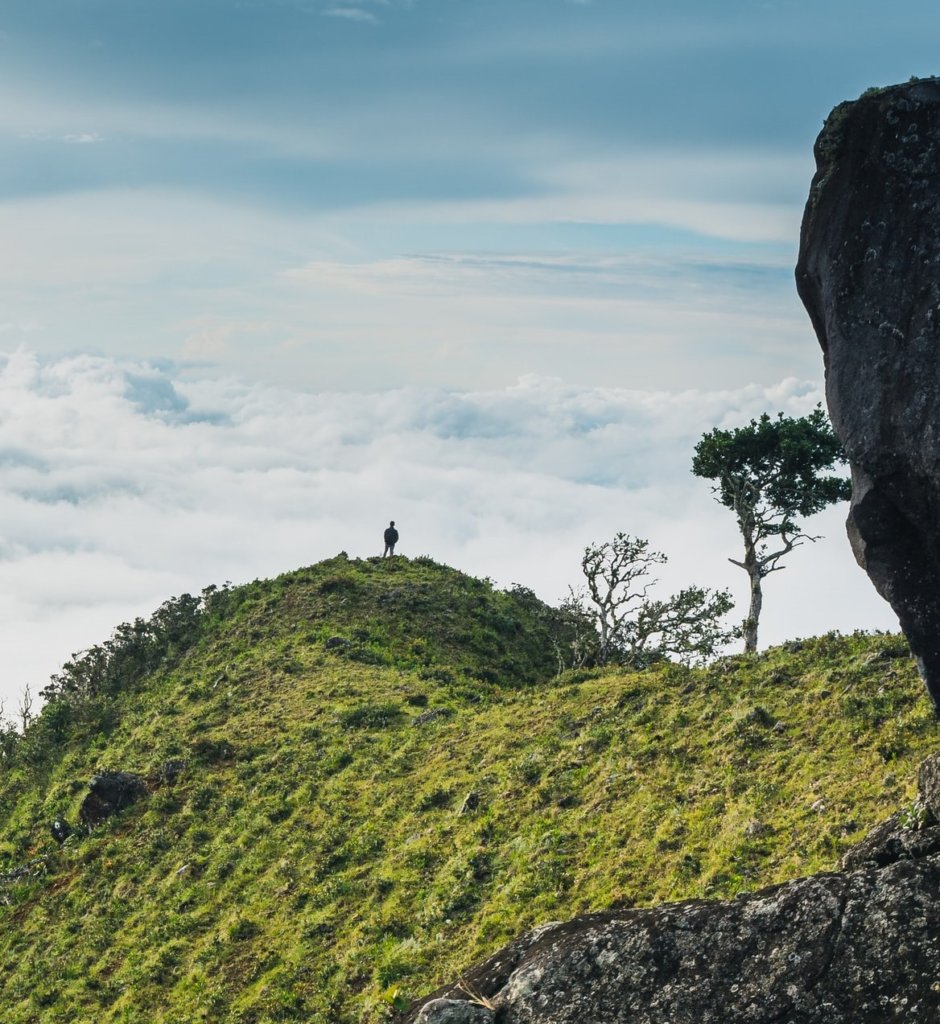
[
  {"xmin": 796, "ymin": 78, "xmax": 940, "ymax": 711},
  {"xmin": 401, "ymin": 753, "xmax": 940, "ymax": 1024}
]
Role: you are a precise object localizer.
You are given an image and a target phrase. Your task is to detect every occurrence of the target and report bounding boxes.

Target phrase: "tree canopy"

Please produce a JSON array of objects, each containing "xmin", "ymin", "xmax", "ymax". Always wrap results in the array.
[{"xmin": 692, "ymin": 406, "xmax": 851, "ymax": 652}]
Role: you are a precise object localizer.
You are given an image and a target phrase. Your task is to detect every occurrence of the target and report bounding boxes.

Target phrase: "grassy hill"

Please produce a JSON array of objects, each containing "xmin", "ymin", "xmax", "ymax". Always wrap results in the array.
[{"xmin": 0, "ymin": 554, "xmax": 937, "ymax": 1023}]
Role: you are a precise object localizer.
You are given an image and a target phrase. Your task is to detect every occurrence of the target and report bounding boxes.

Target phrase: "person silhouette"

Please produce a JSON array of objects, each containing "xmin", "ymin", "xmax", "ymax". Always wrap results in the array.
[{"xmin": 383, "ymin": 520, "xmax": 399, "ymax": 557}]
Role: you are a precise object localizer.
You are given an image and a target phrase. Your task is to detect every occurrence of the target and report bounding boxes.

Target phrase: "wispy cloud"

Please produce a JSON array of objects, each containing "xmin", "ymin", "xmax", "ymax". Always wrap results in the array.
[
  {"xmin": 62, "ymin": 132, "xmax": 104, "ymax": 144},
  {"xmin": 0, "ymin": 321, "xmax": 41, "ymax": 334},
  {"xmin": 276, "ymin": 248, "xmax": 809, "ymax": 390},
  {"xmin": 0, "ymin": 184, "xmax": 814, "ymax": 394},
  {"xmin": 323, "ymin": 7, "xmax": 378, "ymax": 22},
  {"xmin": 336, "ymin": 150, "xmax": 809, "ymax": 244},
  {"xmin": 17, "ymin": 131, "xmax": 105, "ymax": 145}
]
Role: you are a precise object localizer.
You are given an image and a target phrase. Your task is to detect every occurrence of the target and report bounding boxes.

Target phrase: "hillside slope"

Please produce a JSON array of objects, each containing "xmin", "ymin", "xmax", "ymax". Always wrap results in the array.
[{"xmin": 0, "ymin": 555, "xmax": 936, "ymax": 1023}]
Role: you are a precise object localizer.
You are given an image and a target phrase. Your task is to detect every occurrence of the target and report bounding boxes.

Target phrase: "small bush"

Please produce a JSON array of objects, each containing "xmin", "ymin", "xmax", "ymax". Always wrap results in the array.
[{"xmin": 336, "ymin": 703, "xmax": 405, "ymax": 730}]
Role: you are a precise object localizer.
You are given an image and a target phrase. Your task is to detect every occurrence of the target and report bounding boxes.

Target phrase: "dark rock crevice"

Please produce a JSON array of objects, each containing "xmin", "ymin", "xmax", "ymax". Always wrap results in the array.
[{"xmin": 800, "ymin": 884, "xmax": 849, "ymax": 996}]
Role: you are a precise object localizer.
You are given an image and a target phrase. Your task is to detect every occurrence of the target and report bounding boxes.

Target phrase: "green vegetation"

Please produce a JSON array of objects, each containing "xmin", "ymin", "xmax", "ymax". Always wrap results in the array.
[{"xmin": 0, "ymin": 554, "xmax": 936, "ymax": 1023}]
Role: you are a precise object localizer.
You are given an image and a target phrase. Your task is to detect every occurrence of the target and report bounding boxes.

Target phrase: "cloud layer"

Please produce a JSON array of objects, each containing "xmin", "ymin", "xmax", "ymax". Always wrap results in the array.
[{"xmin": 0, "ymin": 350, "xmax": 895, "ymax": 710}]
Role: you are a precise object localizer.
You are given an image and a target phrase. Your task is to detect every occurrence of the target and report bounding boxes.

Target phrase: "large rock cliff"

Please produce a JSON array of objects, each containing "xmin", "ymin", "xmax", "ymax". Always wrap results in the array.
[
  {"xmin": 796, "ymin": 78, "xmax": 940, "ymax": 712},
  {"xmin": 402, "ymin": 753, "xmax": 940, "ymax": 1023}
]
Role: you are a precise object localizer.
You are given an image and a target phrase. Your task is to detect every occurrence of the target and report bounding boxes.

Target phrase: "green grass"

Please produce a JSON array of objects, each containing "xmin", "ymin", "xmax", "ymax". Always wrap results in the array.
[{"xmin": 0, "ymin": 556, "xmax": 935, "ymax": 1023}]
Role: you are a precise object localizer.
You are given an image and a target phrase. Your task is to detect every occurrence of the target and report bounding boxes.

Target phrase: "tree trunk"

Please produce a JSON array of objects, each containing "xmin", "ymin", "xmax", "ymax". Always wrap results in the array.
[
  {"xmin": 744, "ymin": 571, "xmax": 762, "ymax": 653},
  {"xmin": 597, "ymin": 614, "xmax": 611, "ymax": 666},
  {"xmin": 734, "ymin": 528, "xmax": 762, "ymax": 654}
]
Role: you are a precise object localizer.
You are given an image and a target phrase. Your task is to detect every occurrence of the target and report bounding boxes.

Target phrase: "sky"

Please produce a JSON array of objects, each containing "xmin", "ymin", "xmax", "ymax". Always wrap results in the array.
[{"xmin": 2, "ymin": 0, "xmax": 937, "ymax": 710}]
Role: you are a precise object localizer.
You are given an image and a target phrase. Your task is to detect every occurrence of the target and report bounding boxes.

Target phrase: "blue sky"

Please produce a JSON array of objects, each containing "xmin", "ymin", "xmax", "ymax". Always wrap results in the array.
[
  {"xmin": 2, "ymin": 0, "xmax": 939, "ymax": 388},
  {"xmin": 0, "ymin": 0, "xmax": 937, "ymax": 704}
]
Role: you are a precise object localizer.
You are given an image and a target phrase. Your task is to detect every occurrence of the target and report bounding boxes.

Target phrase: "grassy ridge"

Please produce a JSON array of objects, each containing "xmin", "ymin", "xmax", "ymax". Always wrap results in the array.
[{"xmin": 0, "ymin": 556, "xmax": 936, "ymax": 1023}]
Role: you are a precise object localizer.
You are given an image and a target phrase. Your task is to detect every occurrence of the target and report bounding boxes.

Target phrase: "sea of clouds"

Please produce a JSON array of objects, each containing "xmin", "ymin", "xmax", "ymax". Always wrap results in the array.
[{"xmin": 0, "ymin": 349, "xmax": 895, "ymax": 712}]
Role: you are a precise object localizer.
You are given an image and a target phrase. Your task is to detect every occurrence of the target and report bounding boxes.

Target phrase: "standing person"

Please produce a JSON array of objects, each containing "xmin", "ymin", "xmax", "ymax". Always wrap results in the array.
[{"xmin": 383, "ymin": 520, "xmax": 399, "ymax": 557}]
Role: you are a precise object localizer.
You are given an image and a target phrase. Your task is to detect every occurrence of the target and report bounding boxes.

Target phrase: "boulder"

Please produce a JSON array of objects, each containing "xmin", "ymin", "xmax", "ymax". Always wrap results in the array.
[
  {"xmin": 79, "ymin": 771, "xmax": 149, "ymax": 830},
  {"xmin": 49, "ymin": 818, "xmax": 72, "ymax": 844},
  {"xmin": 400, "ymin": 752, "xmax": 940, "ymax": 1024},
  {"xmin": 796, "ymin": 77, "xmax": 940, "ymax": 711}
]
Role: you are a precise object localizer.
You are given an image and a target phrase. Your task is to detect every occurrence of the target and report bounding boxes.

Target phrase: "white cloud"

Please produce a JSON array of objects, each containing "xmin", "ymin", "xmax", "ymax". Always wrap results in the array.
[
  {"xmin": 17, "ymin": 131, "xmax": 105, "ymax": 145},
  {"xmin": 0, "ymin": 67, "xmax": 809, "ymax": 244},
  {"xmin": 62, "ymin": 132, "xmax": 104, "ymax": 144},
  {"xmin": 0, "ymin": 350, "xmax": 895, "ymax": 712},
  {"xmin": 1, "ymin": 87, "xmax": 344, "ymax": 162},
  {"xmin": 323, "ymin": 7, "xmax": 379, "ymax": 22}
]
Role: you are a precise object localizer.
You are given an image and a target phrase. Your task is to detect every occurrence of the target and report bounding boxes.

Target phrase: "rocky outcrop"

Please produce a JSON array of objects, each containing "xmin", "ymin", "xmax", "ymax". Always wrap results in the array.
[
  {"xmin": 401, "ymin": 752, "xmax": 940, "ymax": 1024},
  {"xmin": 796, "ymin": 78, "xmax": 940, "ymax": 712},
  {"xmin": 49, "ymin": 818, "xmax": 72, "ymax": 845},
  {"xmin": 79, "ymin": 771, "xmax": 149, "ymax": 830}
]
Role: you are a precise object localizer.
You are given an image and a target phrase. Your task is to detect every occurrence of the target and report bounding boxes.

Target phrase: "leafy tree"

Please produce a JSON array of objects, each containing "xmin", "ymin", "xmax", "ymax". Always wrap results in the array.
[
  {"xmin": 19, "ymin": 585, "xmax": 236, "ymax": 774},
  {"xmin": 692, "ymin": 406, "xmax": 851, "ymax": 653},
  {"xmin": 40, "ymin": 586, "xmax": 228, "ymax": 706},
  {"xmin": 574, "ymin": 533, "xmax": 738, "ymax": 668}
]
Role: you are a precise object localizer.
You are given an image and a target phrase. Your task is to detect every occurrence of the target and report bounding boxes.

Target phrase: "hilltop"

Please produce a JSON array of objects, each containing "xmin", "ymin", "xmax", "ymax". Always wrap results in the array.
[{"xmin": 0, "ymin": 555, "xmax": 936, "ymax": 1023}]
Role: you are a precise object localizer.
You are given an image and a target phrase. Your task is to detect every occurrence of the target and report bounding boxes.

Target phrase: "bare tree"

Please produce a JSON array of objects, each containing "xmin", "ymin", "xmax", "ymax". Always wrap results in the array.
[
  {"xmin": 579, "ymin": 535, "xmax": 665, "ymax": 665},
  {"xmin": 551, "ymin": 595, "xmax": 601, "ymax": 674},
  {"xmin": 576, "ymin": 533, "xmax": 738, "ymax": 668},
  {"xmin": 18, "ymin": 684, "xmax": 34, "ymax": 733}
]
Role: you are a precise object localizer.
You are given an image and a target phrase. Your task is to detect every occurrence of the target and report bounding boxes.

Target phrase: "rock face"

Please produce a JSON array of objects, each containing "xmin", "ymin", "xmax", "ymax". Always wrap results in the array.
[
  {"xmin": 414, "ymin": 1000, "xmax": 495, "ymax": 1024},
  {"xmin": 796, "ymin": 78, "xmax": 940, "ymax": 711},
  {"xmin": 401, "ymin": 752, "xmax": 940, "ymax": 1024},
  {"xmin": 79, "ymin": 771, "xmax": 149, "ymax": 830}
]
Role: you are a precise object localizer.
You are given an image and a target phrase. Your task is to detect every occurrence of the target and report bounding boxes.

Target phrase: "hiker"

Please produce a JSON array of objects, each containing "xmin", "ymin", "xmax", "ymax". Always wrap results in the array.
[{"xmin": 383, "ymin": 520, "xmax": 399, "ymax": 557}]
